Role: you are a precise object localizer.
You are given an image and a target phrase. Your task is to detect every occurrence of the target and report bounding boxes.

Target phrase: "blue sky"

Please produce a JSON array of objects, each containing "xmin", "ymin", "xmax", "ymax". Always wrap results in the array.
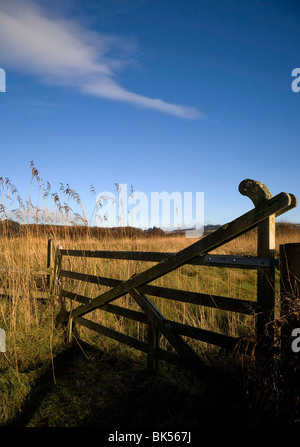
[{"xmin": 0, "ymin": 0, "xmax": 299, "ymax": 228}]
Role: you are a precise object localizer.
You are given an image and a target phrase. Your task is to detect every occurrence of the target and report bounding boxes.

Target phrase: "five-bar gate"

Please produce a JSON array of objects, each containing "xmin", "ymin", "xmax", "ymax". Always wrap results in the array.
[{"xmin": 53, "ymin": 179, "xmax": 298, "ymax": 377}]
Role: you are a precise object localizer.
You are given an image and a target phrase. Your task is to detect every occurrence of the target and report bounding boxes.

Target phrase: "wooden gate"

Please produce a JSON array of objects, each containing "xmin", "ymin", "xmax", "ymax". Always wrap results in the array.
[{"xmin": 53, "ymin": 179, "xmax": 297, "ymax": 377}]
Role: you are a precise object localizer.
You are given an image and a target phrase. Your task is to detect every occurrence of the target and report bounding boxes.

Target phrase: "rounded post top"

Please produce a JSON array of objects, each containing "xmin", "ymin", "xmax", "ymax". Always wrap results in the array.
[{"xmin": 239, "ymin": 179, "xmax": 273, "ymax": 207}]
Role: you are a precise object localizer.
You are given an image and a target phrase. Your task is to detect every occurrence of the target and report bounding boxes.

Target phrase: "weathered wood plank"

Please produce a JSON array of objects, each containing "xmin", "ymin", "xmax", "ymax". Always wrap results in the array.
[
  {"xmin": 142, "ymin": 284, "xmax": 258, "ymax": 315},
  {"xmin": 60, "ymin": 249, "xmax": 166, "ymax": 261},
  {"xmin": 238, "ymin": 180, "xmax": 280, "ymax": 353},
  {"xmin": 275, "ymin": 193, "xmax": 297, "ymax": 218},
  {"xmin": 61, "ymin": 286, "xmax": 253, "ymax": 350},
  {"xmin": 75, "ymin": 316, "xmax": 148, "ymax": 353},
  {"xmin": 56, "ymin": 192, "xmax": 292, "ymax": 323},
  {"xmin": 169, "ymin": 320, "xmax": 239, "ymax": 348},
  {"xmin": 238, "ymin": 181, "xmax": 277, "ymax": 347},
  {"xmin": 60, "ymin": 269, "xmax": 119, "ymax": 286},
  {"xmin": 47, "ymin": 239, "xmax": 55, "ymax": 291},
  {"xmin": 156, "ymin": 348, "xmax": 187, "ymax": 369},
  {"xmin": 168, "ymin": 319, "xmax": 268, "ymax": 355},
  {"xmin": 60, "ymin": 270, "xmax": 258, "ymax": 314},
  {"xmin": 147, "ymin": 321, "xmax": 160, "ymax": 374},
  {"xmin": 198, "ymin": 254, "xmax": 278, "ymax": 269},
  {"xmin": 100, "ymin": 303, "xmax": 147, "ymax": 324},
  {"xmin": 61, "ymin": 288, "xmax": 92, "ymax": 305},
  {"xmin": 60, "ymin": 249, "xmax": 277, "ymax": 270},
  {"xmin": 257, "ymin": 217, "xmax": 276, "ymax": 342},
  {"xmin": 129, "ymin": 288, "xmax": 209, "ymax": 374},
  {"xmin": 60, "ymin": 286, "xmax": 270, "ymax": 357},
  {"xmin": 61, "ymin": 288, "xmax": 147, "ymax": 322},
  {"xmin": 47, "ymin": 239, "xmax": 63, "ymax": 295}
]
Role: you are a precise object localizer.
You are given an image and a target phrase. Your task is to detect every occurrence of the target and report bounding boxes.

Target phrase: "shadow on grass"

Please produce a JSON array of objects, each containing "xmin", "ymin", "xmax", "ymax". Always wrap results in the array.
[{"xmin": 4, "ymin": 341, "xmax": 254, "ymax": 428}]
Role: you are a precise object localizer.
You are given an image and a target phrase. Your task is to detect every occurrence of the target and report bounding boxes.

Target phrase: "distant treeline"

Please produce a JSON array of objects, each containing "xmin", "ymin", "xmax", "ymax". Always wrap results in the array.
[
  {"xmin": 0, "ymin": 220, "xmax": 221, "ymax": 239},
  {"xmin": 0, "ymin": 219, "xmax": 299, "ymax": 239}
]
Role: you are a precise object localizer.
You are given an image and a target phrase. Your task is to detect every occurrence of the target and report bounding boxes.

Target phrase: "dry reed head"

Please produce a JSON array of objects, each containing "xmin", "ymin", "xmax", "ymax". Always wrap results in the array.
[{"xmin": 0, "ymin": 162, "xmax": 300, "ymax": 426}]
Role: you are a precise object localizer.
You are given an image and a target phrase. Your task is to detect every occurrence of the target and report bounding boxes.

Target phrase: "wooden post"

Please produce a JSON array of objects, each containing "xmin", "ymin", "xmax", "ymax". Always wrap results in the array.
[
  {"xmin": 147, "ymin": 321, "xmax": 160, "ymax": 375},
  {"xmin": 280, "ymin": 243, "xmax": 300, "ymax": 362},
  {"xmin": 47, "ymin": 239, "xmax": 63, "ymax": 296},
  {"xmin": 68, "ymin": 318, "xmax": 74, "ymax": 344},
  {"xmin": 47, "ymin": 239, "xmax": 57, "ymax": 294},
  {"xmin": 55, "ymin": 242, "xmax": 79, "ymax": 344},
  {"xmin": 54, "ymin": 243, "xmax": 63, "ymax": 297},
  {"xmin": 279, "ymin": 243, "xmax": 300, "ymax": 421},
  {"xmin": 256, "ymin": 216, "xmax": 276, "ymax": 349},
  {"xmin": 49, "ymin": 239, "xmax": 70, "ymax": 342}
]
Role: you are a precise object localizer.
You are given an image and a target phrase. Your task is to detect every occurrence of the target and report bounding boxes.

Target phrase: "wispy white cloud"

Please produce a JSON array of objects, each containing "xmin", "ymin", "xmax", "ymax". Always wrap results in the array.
[{"xmin": 0, "ymin": 0, "xmax": 203, "ymax": 119}]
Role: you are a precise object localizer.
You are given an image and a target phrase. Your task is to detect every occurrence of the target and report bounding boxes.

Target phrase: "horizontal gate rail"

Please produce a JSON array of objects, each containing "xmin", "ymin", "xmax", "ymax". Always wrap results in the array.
[
  {"xmin": 76, "ymin": 316, "xmax": 148, "ymax": 353},
  {"xmin": 60, "ymin": 271, "xmax": 259, "ymax": 314},
  {"xmin": 75, "ymin": 315, "xmax": 202, "ymax": 371},
  {"xmin": 60, "ymin": 250, "xmax": 278, "ymax": 270},
  {"xmin": 62, "ymin": 288, "xmax": 147, "ymax": 321},
  {"xmin": 61, "ymin": 288, "xmax": 246, "ymax": 350}
]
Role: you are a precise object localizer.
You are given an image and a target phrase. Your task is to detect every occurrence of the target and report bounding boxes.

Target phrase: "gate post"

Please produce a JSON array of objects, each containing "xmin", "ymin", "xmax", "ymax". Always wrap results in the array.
[
  {"xmin": 47, "ymin": 239, "xmax": 63, "ymax": 296},
  {"xmin": 47, "ymin": 239, "xmax": 57, "ymax": 294},
  {"xmin": 279, "ymin": 243, "xmax": 300, "ymax": 422},
  {"xmin": 257, "ymin": 216, "xmax": 276, "ymax": 349},
  {"xmin": 147, "ymin": 321, "xmax": 160, "ymax": 375},
  {"xmin": 279, "ymin": 243, "xmax": 300, "ymax": 362},
  {"xmin": 48, "ymin": 239, "xmax": 68, "ymax": 340},
  {"xmin": 238, "ymin": 179, "xmax": 276, "ymax": 351}
]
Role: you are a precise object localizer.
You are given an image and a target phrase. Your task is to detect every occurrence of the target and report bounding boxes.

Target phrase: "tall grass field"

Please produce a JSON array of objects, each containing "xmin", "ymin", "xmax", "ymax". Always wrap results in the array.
[{"xmin": 0, "ymin": 164, "xmax": 299, "ymax": 427}]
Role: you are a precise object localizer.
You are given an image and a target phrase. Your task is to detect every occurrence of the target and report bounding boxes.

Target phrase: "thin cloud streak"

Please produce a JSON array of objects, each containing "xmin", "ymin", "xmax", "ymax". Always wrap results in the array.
[{"xmin": 0, "ymin": 1, "xmax": 204, "ymax": 119}]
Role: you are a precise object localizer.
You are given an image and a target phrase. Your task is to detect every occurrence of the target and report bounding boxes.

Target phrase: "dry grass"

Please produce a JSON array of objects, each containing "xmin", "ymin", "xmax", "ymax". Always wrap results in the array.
[{"xmin": 0, "ymin": 163, "xmax": 299, "ymax": 426}]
